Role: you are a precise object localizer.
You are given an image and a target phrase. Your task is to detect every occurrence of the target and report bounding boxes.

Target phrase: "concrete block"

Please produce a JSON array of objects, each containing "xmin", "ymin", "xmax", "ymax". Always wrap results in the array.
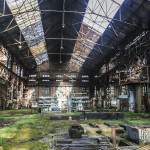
[{"xmin": 126, "ymin": 125, "xmax": 150, "ymax": 144}]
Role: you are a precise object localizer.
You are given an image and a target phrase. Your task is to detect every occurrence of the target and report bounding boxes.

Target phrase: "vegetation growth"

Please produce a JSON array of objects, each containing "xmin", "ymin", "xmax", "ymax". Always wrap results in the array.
[{"xmin": 0, "ymin": 109, "xmax": 149, "ymax": 150}]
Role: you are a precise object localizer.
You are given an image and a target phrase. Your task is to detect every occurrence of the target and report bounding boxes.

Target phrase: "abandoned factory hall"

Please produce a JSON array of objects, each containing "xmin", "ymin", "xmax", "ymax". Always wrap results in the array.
[{"xmin": 0, "ymin": 0, "xmax": 150, "ymax": 150}]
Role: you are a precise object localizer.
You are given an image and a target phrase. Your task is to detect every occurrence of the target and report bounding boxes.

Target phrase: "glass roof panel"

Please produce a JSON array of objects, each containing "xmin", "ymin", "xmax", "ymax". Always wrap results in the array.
[
  {"xmin": 69, "ymin": 0, "xmax": 124, "ymax": 71},
  {"xmin": 83, "ymin": 0, "xmax": 124, "ymax": 34},
  {"xmin": 6, "ymin": 0, "xmax": 48, "ymax": 65}
]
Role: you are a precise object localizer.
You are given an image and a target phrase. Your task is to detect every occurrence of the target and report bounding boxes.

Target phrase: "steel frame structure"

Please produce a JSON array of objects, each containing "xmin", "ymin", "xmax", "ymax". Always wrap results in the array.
[
  {"xmin": 0, "ymin": 0, "xmax": 134, "ymax": 73},
  {"xmin": 5, "ymin": 0, "xmax": 49, "ymax": 65}
]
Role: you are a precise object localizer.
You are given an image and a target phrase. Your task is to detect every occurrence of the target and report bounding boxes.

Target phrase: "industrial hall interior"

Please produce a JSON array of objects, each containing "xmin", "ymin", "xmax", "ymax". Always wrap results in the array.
[{"xmin": 0, "ymin": 0, "xmax": 150, "ymax": 150}]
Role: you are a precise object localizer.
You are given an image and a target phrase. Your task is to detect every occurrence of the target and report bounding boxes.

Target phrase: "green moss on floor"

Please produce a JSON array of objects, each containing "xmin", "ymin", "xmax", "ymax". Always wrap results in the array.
[
  {"xmin": 124, "ymin": 112, "xmax": 150, "ymax": 125},
  {"xmin": 0, "ymin": 110, "xmax": 74, "ymax": 150},
  {"xmin": 80, "ymin": 112, "xmax": 150, "ymax": 126},
  {"xmin": 0, "ymin": 110, "xmax": 150, "ymax": 150}
]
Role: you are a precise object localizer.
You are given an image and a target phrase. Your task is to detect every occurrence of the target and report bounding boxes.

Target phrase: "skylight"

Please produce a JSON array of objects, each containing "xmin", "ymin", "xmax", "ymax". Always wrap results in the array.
[
  {"xmin": 6, "ymin": 0, "xmax": 48, "ymax": 65},
  {"xmin": 69, "ymin": 0, "xmax": 124, "ymax": 71},
  {"xmin": 83, "ymin": 0, "xmax": 124, "ymax": 34}
]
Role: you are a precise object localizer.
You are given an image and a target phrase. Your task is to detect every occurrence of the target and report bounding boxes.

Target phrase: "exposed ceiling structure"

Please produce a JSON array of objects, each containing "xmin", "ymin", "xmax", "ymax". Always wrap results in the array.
[
  {"xmin": 0, "ymin": 1, "xmax": 36, "ymax": 71},
  {"xmin": 68, "ymin": 0, "xmax": 124, "ymax": 72},
  {"xmin": 6, "ymin": 0, "xmax": 49, "ymax": 65},
  {"xmin": 38, "ymin": 0, "xmax": 88, "ymax": 65},
  {"xmin": 81, "ymin": 0, "xmax": 150, "ymax": 75},
  {"xmin": 38, "ymin": 0, "xmax": 124, "ymax": 71},
  {"xmin": 0, "ymin": 0, "xmax": 150, "ymax": 76},
  {"xmin": 83, "ymin": 0, "xmax": 124, "ymax": 34}
]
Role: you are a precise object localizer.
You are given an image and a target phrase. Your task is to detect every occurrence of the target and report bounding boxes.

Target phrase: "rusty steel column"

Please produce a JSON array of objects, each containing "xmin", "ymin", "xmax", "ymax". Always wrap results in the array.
[
  {"xmin": 135, "ymin": 84, "xmax": 142, "ymax": 112},
  {"xmin": 112, "ymin": 127, "xmax": 117, "ymax": 149}
]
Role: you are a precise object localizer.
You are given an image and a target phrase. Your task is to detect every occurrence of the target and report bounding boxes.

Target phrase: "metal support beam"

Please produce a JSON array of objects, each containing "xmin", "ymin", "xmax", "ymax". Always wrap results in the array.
[{"xmin": 135, "ymin": 85, "xmax": 142, "ymax": 112}]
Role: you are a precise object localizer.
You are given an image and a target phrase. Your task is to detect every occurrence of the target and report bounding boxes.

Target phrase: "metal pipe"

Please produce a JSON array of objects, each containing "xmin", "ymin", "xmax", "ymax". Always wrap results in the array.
[
  {"xmin": 3, "ymin": 0, "xmax": 6, "ymax": 15},
  {"xmin": 0, "ymin": 9, "xmax": 138, "ymax": 27},
  {"xmin": 45, "ymin": 37, "xmax": 114, "ymax": 49}
]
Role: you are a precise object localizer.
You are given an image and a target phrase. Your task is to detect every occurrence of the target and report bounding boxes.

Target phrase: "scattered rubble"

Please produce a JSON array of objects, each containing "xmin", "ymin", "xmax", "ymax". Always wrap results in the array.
[{"xmin": 0, "ymin": 120, "xmax": 15, "ymax": 128}]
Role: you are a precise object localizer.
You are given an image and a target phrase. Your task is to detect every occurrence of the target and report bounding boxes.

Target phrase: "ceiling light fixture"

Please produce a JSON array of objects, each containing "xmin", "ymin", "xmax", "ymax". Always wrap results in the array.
[
  {"xmin": 59, "ymin": 60, "xmax": 62, "ymax": 64},
  {"xmin": 18, "ymin": 44, "xmax": 22, "ymax": 49},
  {"xmin": 62, "ymin": 24, "xmax": 65, "ymax": 29},
  {"xmin": 60, "ymin": 46, "xmax": 64, "ymax": 50}
]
